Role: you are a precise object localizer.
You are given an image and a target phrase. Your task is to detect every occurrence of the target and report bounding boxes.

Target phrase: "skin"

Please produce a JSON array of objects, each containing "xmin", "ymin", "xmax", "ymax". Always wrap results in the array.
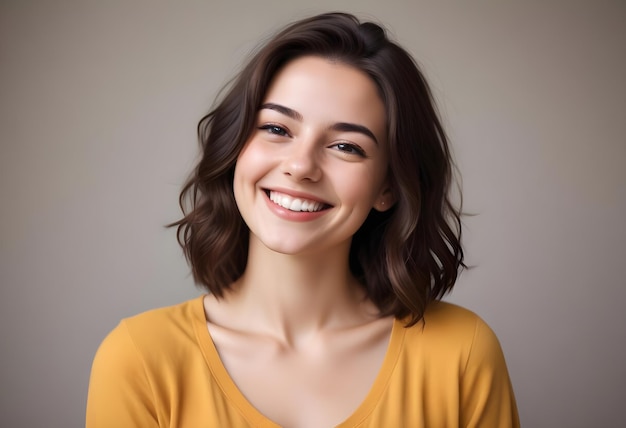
[{"xmin": 204, "ymin": 56, "xmax": 396, "ymax": 428}]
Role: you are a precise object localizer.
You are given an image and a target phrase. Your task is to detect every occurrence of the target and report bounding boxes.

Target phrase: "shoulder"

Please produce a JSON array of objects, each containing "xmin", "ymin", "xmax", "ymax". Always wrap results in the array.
[
  {"xmin": 423, "ymin": 300, "xmax": 487, "ymax": 326},
  {"xmin": 87, "ymin": 297, "xmax": 207, "ymax": 426},
  {"xmin": 417, "ymin": 300, "xmax": 496, "ymax": 341},
  {"xmin": 401, "ymin": 301, "xmax": 505, "ymax": 368},
  {"xmin": 93, "ymin": 297, "xmax": 204, "ymax": 368},
  {"xmin": 395, "ymin": 302, "xmax": 519, "ymax": 426},
  {"xmin": 121, "ymin": 297, "xmax": 202, "ymax": 339}
]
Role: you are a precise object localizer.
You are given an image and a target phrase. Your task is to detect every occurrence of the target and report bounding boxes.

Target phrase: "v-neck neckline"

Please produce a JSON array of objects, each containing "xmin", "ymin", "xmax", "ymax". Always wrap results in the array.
[{"xmin": 191, "ymin": 295, "xmax": 407, "ymax": 427}]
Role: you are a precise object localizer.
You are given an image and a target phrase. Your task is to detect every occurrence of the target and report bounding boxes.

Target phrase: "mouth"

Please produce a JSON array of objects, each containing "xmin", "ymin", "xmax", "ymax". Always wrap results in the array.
[{"xmin": 265, "ymin": 190, "xmax": 331, "ymax": 213}]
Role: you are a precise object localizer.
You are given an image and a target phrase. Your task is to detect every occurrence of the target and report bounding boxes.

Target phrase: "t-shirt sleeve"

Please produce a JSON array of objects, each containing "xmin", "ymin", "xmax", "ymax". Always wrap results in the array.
[
  {"xmin": 86, "ymin": 321, "xmax": 160, "ymax": 428},
  {"xmin": 460, "ymin": 317, "xmax": 520, "ymax": 428}
]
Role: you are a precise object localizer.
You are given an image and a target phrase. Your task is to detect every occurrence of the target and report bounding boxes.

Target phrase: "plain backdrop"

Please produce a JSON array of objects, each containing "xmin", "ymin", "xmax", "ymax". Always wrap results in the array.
[{"xmin": 1, "ymin": 1, "xmax": 625, "ymax": 427}]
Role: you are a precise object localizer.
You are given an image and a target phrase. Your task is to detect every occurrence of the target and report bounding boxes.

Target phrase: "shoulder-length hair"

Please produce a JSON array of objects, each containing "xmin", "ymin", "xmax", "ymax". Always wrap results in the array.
[{"xmin": 171, "ymin": 12, "xmax": 464, "ymax": 326}]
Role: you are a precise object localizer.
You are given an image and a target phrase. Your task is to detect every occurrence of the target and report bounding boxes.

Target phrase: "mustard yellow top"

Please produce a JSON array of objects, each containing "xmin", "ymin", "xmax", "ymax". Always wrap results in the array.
[{"xmin": 87, "ymin": 296, "xmax": 519, "ymax": 427}]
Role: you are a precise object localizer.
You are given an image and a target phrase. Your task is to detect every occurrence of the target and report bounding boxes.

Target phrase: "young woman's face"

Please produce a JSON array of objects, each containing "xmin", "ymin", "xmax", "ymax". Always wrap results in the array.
[{"xmin": 233, "ymin": 56, "xmax": 393, "ymax": 256}]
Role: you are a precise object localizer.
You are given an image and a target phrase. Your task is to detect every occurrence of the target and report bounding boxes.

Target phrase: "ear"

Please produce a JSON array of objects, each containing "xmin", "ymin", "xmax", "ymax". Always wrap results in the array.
[{"xmin": 373, "ymin": 184, "xmax": 396, "ymax": 212}]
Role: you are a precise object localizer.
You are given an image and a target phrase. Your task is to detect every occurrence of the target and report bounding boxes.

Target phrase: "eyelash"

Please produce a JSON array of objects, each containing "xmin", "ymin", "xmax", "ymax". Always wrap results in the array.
[
  {"xmin": 258, "ymin": 123, "xmax": 290, "ymax": 137},
  {"xmin": 331, "ymin": 142, "xmax": 367, "ymax": 157},
  {"xmin": 257, "ymin": 123, "xmax": 367, "ymax": 157}
]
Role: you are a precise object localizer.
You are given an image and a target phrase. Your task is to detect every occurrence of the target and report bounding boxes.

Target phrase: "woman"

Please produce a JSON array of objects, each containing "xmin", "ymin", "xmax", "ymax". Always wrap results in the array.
[{"xmin": 87, "ymin": 12, "xmax": 519, "ymax": 427}]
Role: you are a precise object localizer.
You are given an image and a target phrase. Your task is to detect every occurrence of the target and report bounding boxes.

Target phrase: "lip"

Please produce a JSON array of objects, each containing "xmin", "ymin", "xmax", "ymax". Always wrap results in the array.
[{"xmin": 262, "ymin": 187, "xmax": 332, "ymax": 221}]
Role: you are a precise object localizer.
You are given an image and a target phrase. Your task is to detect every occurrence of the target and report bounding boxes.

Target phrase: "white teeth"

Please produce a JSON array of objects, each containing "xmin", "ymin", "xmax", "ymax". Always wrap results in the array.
[
  {"xmin": 290, "ymin": 199, "xmax": 302, "ymax": 211},
  {"xmin": 269, "ymin": 191, "xmax": 324, "ymax": 212}
]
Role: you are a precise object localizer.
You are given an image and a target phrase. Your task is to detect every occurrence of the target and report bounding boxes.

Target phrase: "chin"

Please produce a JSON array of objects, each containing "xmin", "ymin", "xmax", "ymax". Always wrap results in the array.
[{"xmin": 258, "ymin": 238, "xmax": 314, "ymax": 256}]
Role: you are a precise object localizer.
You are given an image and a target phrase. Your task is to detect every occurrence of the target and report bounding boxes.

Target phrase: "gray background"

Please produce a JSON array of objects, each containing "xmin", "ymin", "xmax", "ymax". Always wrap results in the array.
[{"xmin": 2, "ymin": 1, "xmax": 625, "ymax": 427}]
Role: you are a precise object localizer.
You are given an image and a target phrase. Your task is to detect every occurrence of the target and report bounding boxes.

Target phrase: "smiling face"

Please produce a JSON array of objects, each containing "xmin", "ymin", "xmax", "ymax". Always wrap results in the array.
[{"xmin": 233, "ymin": 56, "xmax": 394, "ymax": 257}]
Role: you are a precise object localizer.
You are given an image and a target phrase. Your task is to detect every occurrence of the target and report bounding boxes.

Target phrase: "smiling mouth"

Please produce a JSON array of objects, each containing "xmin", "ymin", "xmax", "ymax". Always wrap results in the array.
[{"xmin": 266, "ymin": 190, "xmax": 331, "ymax": 212}]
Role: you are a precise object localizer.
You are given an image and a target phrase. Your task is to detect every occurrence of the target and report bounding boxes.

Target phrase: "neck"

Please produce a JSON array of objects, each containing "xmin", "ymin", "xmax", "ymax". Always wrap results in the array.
[{"xmin": 221, "ymin": 235, "xmax": 377, "ymax": 346}]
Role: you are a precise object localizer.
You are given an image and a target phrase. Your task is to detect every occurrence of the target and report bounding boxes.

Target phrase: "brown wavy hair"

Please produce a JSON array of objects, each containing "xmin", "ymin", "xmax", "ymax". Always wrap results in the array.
[{"xmin": 171, "ymin": 12, "xmax": 464, "ymax": 326}]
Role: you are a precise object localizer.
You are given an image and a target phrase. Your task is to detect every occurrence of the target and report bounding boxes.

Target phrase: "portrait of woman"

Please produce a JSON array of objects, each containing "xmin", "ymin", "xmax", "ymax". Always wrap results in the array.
[
  {"xmin": 86, "ymin": 12, "xmax": 519, "ymax": 427},
  {"xmin": 4, "ymin": 1, "xmax": 625, "ymax": 427}
]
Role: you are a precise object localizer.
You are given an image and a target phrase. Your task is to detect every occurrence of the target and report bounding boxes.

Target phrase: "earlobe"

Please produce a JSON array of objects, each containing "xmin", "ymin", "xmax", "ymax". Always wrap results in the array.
[
  {"xmin": 373, "ymin": 188, "xmax": 396, "ymax": 212},
  {"xmin": 374, "ymin": 200, "xmax": 392, "ymax": 212}
]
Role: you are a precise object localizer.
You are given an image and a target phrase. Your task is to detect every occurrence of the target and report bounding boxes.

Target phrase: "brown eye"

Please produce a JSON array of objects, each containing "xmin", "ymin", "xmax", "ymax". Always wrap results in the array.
[
  {"xmin": 259, "ymin": 124, "xmax": 289, "ymax": 137},
  {"xmin": 331, "ymin": 142, "xmax": 366, "ymax": 157}
]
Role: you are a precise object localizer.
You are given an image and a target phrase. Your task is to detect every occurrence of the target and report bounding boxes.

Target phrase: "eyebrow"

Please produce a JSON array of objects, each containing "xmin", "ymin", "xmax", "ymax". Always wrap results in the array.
[{"xmin": 260, "ymin": 102, "xmax": 379, "ymax": 145}]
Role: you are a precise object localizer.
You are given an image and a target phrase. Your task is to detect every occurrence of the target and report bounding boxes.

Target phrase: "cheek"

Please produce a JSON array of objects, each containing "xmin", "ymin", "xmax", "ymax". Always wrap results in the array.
[
  {"xmin": 334, "ymin": 169, "xmax": 382, "ymax": 207},
  {"xmin": 232, "ymin": 141, "xmax": 273, "ymax": 212},
  {"xmin": 234, "ymin": 144, "xmax": 262, "ymax": 184},
  {"xmin": 233, "ymin": 157, "xmax": 253, "ymax": 207},
  {"xmin": 237, "ymin": 140, "xmax": 273, "ymax": 174},
  {"xmin": 232, "ymin": 168, "xmax": 244, "ymax": 214}
]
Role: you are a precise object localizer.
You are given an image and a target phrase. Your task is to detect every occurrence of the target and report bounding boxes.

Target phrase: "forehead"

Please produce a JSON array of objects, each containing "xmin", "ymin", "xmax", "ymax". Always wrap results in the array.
[{"xmin": 262, "ymin": 56, "xmax": 387, "ymax": 139}]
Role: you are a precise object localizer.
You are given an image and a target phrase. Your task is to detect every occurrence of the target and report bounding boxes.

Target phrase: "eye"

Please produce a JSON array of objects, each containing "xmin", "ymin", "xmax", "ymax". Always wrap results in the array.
[
  {"xmin": 331, "ymin": 142, "xmax": 367, "ymax": 157},
  {"xmin": 258, "ymin": 124, "xmax": 290, "ymax": 137}
]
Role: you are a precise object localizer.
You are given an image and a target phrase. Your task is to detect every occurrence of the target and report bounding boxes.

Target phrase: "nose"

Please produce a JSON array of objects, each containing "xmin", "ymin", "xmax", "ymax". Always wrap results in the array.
[{"xmin": 281, "ymin": 139, "xmax": 322, "ymax": 182}]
